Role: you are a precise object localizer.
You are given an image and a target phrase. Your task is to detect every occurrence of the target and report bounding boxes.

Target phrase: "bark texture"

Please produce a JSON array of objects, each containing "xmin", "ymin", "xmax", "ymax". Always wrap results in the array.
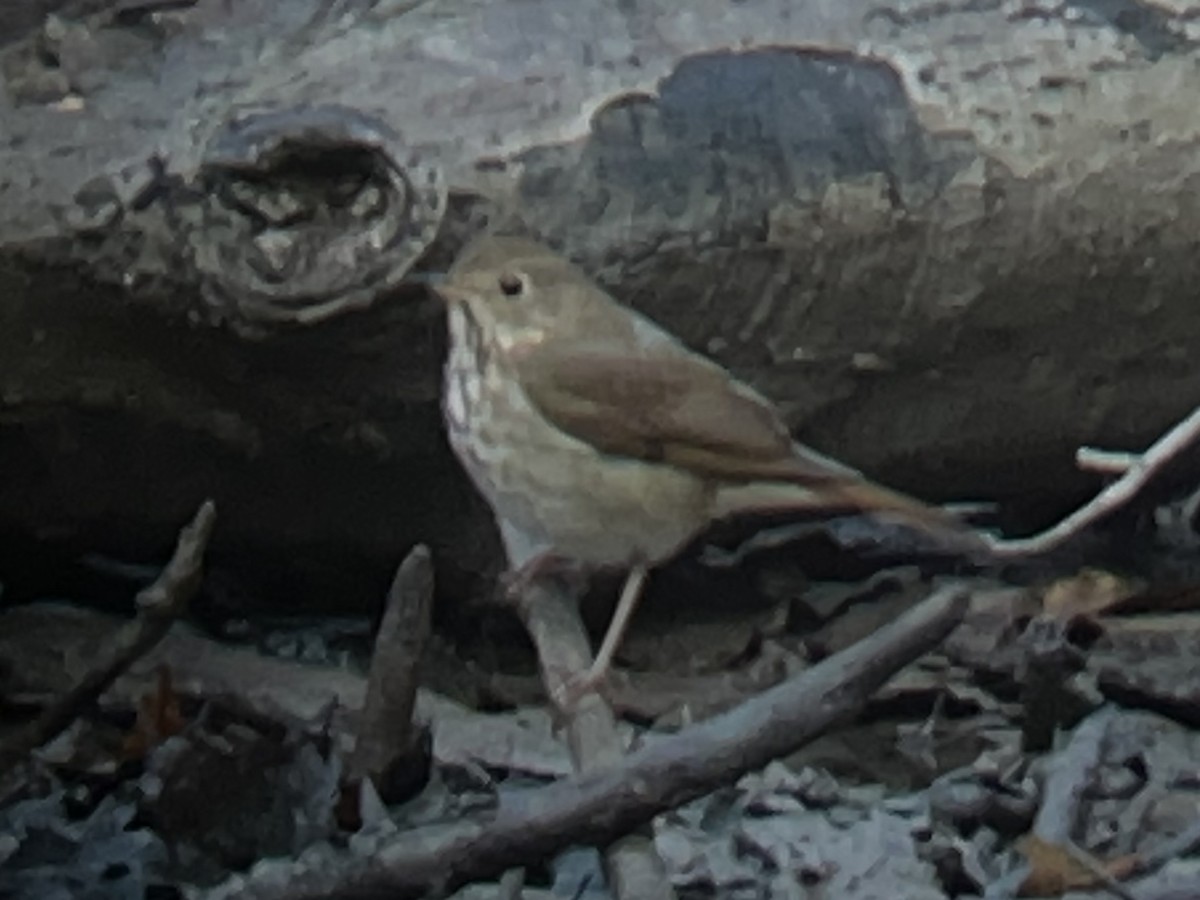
[{"xmin": 3, "ymin": 0, "xmax": 1199, "ymax": 608}]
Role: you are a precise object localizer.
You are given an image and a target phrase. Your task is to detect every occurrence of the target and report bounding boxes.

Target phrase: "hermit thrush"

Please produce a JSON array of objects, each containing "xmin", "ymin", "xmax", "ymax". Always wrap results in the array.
[{"xmin": 437, "ymin": 235, "xmax": 980, "ymax": 692}]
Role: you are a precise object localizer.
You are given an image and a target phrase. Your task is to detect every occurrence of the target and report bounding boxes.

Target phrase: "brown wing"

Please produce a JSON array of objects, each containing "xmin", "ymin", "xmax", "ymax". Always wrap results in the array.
[
  {"xmin": 514, "ymin": 342, "xmax": 974, "ymax": 534},
  {"xmin": 514, "ymin": 342, "xmax": 857, "ymax": 487}
]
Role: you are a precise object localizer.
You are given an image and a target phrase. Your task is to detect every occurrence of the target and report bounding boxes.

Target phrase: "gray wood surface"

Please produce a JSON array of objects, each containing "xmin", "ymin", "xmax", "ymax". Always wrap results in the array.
[{"xmin": 3, "ymin": 0, "xmax": 1198, "ymax": 607}]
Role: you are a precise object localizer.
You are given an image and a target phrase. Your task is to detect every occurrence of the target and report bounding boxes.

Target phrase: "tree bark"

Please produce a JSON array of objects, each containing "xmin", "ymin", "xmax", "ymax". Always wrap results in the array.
[{"xmin": 3, "ymin": 0, "xmax": 1200, "ymax": 609}]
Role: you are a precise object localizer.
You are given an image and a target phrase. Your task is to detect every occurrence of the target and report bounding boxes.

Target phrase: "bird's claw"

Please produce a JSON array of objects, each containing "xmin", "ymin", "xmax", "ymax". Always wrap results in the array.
[
  {"xmin": 550, "ymin": 664, "xmax": 613, "ymax": 713},
  {"xmin": 499, "ymin": 553, "xmax": 587, "ymax": 605}
]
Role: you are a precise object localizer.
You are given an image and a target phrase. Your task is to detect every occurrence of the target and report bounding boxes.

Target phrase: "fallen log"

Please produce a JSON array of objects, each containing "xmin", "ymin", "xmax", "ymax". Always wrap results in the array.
[{"xmin": 4, "ymin": 0, "xmax": 1200, "ymax": 608}]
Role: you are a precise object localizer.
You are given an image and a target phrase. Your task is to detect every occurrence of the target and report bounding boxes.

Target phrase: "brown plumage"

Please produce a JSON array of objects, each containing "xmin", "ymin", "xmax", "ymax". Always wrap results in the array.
[{"xmin": 437, "ymin": 234, "xmax": 978, "ymax": 692}]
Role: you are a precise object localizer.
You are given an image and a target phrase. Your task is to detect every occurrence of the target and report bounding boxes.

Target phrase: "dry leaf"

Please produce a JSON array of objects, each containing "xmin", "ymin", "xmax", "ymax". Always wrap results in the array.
[
  {"xmin": 1041, "ymin": 569, "xmax": 1142, "ymax": 620},
  {"xmin": 122, "ymin": 665, "xmax": 186, "ymax": 760},
  {"xmin": 1016, "ymin": 834, "xmax": 1135, "ymax": 897}
]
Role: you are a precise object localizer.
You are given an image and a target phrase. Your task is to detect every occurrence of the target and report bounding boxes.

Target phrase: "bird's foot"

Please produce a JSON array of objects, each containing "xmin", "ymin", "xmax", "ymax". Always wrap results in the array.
[
  {"xmin": 550, "ymin": 660, "xmax": 615, "ymax": 712},
  {"xmin": 549, "ymin": 563, "xmax": 650, "ymax": 712},
  {"xmin": 499, "ymin": 553, "xmax": 588, "ymax": 603}
]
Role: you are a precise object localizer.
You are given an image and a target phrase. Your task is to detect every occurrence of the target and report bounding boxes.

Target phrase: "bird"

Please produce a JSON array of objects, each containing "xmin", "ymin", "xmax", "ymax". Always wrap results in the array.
[{"xmin": 434, "ymin": 233, "xmax": 982, "ymax": 698}]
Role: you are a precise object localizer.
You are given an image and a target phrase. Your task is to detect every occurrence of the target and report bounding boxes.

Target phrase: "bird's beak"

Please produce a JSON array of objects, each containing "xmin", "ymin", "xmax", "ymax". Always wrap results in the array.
[{"xmin": 434, "ymin": 283, "xmax": 472, "ymax": 306}]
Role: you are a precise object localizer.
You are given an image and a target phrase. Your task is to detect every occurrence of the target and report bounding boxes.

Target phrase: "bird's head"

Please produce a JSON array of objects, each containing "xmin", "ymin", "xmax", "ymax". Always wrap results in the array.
[{"xmin": 434, "ymin": 235, "xmax": 620, "ymax": 354}]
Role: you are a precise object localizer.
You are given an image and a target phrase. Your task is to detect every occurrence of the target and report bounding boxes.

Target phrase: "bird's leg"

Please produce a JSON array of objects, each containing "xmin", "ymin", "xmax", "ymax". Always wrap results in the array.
[
  {"xmin": 499, "ymin": 551, "xmax": 587, "ymax": 602},
  {"xmin": 553, "ymin": 563, "xmax": 650, "ymax": 708},
  {"xmin": 588, "ymin": 563, "xmax": 650, "ymax": 686}
]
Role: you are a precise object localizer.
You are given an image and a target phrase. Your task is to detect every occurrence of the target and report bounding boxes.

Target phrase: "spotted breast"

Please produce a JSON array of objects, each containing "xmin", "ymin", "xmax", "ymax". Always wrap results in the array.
[{"xmin": 441, "ymin": 303, "xmax": 714, "ymax": 570}]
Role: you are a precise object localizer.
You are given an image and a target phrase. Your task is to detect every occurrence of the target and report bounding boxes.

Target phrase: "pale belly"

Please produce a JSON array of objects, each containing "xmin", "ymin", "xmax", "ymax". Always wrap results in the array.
[
  {"xmin": 443, "ymin": 324, "xmax": 713, "ymax": 569},
  {"xmin": 472, "ymin": 432, "xmax": 713, "ymax": 569}
]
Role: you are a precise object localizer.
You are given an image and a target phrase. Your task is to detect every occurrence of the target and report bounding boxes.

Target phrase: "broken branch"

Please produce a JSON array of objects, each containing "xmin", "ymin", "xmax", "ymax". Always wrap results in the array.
[
  {"xmin": 517, "ymin": 579, "xmax": 675, "ymax": 900},
  {"xmin": 1075, "ymin": 447, "xmax": 1140, "ymax": 476},
  {"xmin": 991, "ymin": 405, "xmax": 1200, "ymax": 557},
  {"xmin": 343, "ymin": 544, "xmax": 434, "ymax": 804},
  {"xmin": 203, "ymin": 582, "xmax": 970, "ymax": 900},
  {"xmin": 0, "ymin": 499, "xmax": 216, "ymax": 775}
]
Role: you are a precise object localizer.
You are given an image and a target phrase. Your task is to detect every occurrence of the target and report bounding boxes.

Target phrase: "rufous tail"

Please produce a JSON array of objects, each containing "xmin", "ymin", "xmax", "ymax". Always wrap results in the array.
[{"xmin": 712, "ymin": 478, "xmax": 986, "ymax": 549}]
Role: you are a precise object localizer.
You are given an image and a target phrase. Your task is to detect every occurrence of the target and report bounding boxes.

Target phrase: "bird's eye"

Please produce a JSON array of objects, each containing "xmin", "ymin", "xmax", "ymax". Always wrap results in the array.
[{"xmin": 497, "ymin": 272, "xmax": 525, "ymax": 297}]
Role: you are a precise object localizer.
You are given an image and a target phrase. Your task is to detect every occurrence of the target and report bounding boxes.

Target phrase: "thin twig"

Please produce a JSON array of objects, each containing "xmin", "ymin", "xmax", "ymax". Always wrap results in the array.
[
  {"xmin": 1062, "ymin": 840, "xmax": 1139, "ymax": 900},
  {"xmin": 0, "ymin": 602, "xmax": 577, "ymax": 779},
  {"xmin": 1075, "ymin": 447, "xmax": 1140, "ymax": 476},
  {"xmin": 518, "ymin": 579, "xmax": 675, "ymax": 900},
  {"xmin": 1133, "ymin": 816, "xmax": 1200, "ymax": 878},
  {"xmin": 990, "ymin": 406, "xmax": 1200, "ymax": 557},
  {"xmin": 201, "ymin": 583, "xmax": 971, "ymax": 900},
  {"xmin": 344, "ymin": 544, "xmax": 434, "ymax": 803},
  {"xmin": 1034, "ymin": 706, "xmax": 1115, "ymax": 844},
  {"xmin": 0, "ymin": 500, "xmax": 216, "ymax": 775},
  {"xmin": 1010, "ymin": 708, "xmax": 1139, "ymax": 900},
  {"xmin": 495, "ymin": 868, "xmax": 525, "ymax": 900}
]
